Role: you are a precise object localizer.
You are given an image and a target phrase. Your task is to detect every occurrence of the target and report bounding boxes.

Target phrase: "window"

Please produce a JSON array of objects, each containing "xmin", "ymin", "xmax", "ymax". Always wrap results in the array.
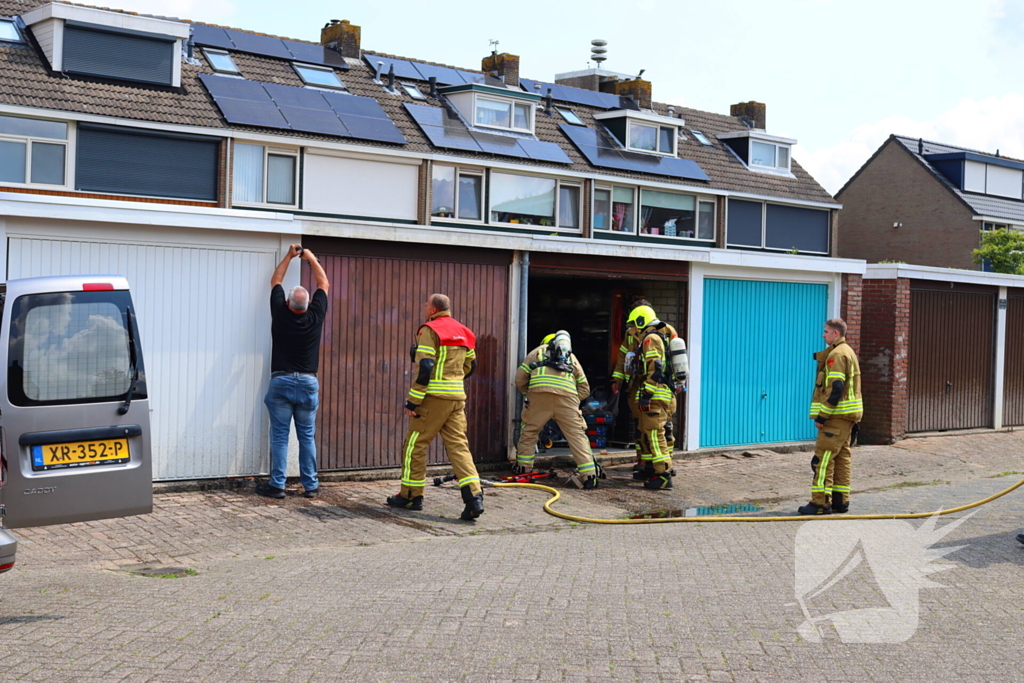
[
  {"xmin": 594, "ymin": 188, "xmax": 611, "ymax": 230},
  {"xmin": 594, "ymin": 186, "xmax": 636, "ymax": 233},
  {"xmin": 750, "ymin": 140, "xmax": 791, "ymax": 171},
  {"xmin": 698, "ymin": 200, "xmax": 715, "ymax": 240},
  {"xmin": 487, "ymin": 173, "xmax": 581, "ymax": 230},
  {"xmin": 627, "ymin": 121, "xmax": 676, "ymax": 155},
  {"xmin": 474, "ymin": 96, "xmax": 532, "ymax": 132},
  {"xmin": 0, "ymin": 114, "xmax": 68, "ymax": 187},
  {"xmin": 638, "ymin": 190, "xmax": 714, "ymax": 240},
  {"xmin": 401, "ymin": 83, "xmax": 425, "ymax": 100},
  {"xmin": 726, "ymin": 199, "xmax": 828, "ymax": 253},
  {"xmin": 293, "ymin": 63, "xmax": 345, "ymax": 90},
  {"xmin": 0, "ymin": 19, "xmax": 23, "ymax": 43},
  {"xmin": 204, "ymin": 48, "xmax": 238, "ymax": 74},
  {"xmin": 691, "ymin": 130, "xmax": 711, "ymax": 145},
  {"xmin": 557, "ymin": 108, "xmax": 584, "ymax": 126},
  {"xmin": 431, "ymin": 165, "xmax": 484, "ymax": 222},
  {"xmin": 233, "ymin": 143, "xmax": 297, "ymax": 206},
  {"xmin": 982, "ymin": 222, "xmax": 1008, "ymax": 231},
  {"xmin": 558, "ymin": 184, "xmax": 581, "ymax": 229}
]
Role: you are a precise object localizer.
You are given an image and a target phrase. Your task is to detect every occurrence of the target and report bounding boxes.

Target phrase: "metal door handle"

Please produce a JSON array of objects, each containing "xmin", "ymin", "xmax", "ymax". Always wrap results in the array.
[{"xmin": 945, "ymin": 381, "xmax": 952, "ymax": 394}]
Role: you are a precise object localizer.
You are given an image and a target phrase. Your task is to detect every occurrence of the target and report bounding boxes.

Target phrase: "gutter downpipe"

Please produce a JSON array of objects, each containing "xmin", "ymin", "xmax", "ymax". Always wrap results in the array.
[{"xmin": 515, "ymin": 251, "xmax": 530, "ymax": 444}]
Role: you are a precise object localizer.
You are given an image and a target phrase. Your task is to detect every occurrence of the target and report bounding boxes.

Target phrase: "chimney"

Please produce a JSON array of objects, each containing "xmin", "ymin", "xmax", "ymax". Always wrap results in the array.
[
  {"xmin": 730, "ymin": 101, "xmax": 766, "ymax": 131},
  {"xmin": 320, "ymin": 19, "xmax": 360, "ymax": 59},
  {"xmin": 481, "ymin": 52, "xmax": 519, "ymax": 88},
  {"xmin": 614, "ymin": 77, "xmax": 652, "ymax": 109}
]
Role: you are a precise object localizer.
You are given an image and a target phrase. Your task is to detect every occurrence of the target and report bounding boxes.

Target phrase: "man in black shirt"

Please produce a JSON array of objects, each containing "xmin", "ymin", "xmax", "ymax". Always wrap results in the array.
[{"xmin": 255, "ymin": 244, "xmax": 330, "ymax": 499}]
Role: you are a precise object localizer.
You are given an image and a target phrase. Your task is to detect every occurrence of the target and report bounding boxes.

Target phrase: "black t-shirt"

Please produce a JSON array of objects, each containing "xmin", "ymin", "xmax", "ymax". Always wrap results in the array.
[{"xmin": 270, "ymin": 284, "xmax": 328, "ymax": 373}]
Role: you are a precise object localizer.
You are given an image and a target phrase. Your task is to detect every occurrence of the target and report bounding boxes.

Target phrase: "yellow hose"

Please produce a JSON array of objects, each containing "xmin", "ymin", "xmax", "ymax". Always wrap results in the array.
[{"xmin": 493, "ymin": 476, "xmax": 1024, "ymax": 523}]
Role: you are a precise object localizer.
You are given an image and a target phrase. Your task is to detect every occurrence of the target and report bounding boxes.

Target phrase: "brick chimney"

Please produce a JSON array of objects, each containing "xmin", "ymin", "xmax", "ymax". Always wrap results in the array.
[
  {"xmin": 730, "ymin": 101, "xmax": 766, "ymax": 131},
  {"xmin": 614, "ymin": 77, "xmax": 652, "ymax": 109},
  {"xmin": 320, "ymin": 19, "xmax": 360, "ymax": 59},
  {"xmin": 482, "ymin": 52, "xmax": 519, "ymax": 88}
]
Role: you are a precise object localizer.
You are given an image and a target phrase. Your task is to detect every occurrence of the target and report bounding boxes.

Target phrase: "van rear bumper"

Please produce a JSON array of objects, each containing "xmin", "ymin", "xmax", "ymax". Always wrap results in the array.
[{"xmin": 0, "ymin": 528, "xmax": 17, "ymax": 573}]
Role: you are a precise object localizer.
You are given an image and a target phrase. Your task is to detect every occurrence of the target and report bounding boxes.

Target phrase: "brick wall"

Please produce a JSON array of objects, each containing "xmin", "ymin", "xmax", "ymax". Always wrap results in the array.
[
  {"xmin": 840, "ymin": 273, "xmax": 862, "ymax": 352},
  {"xmin": 858, "ymin": 277, "xmax": 911, "ymax": 443},
  {"xmin": 836, "ymin": 139, "xmax": 978, "ymax": 269}
]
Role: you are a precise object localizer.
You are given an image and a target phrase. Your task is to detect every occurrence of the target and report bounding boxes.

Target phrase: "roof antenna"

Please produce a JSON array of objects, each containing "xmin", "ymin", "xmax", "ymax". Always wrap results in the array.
[
  {"xmin": 489, "ymin": 39, "xmax": 499, "ymax": 56},
  {"xmin": 428, "ymin": 76, "xmax": 439, "ymax": 99},
  {"xmin": 918, "ymin": 138, "xmax": 923, "ymax": 154},
  {"xmin": 636, "ymin": 68, "xmax": 645, "ymax": 79},
  {"xmin": 590, "ymin": 39, "xmax": 607, "ymax": 66}
]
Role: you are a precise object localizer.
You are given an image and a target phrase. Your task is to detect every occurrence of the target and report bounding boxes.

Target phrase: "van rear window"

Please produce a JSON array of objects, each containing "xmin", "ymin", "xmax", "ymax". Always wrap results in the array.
[{"xmin": 8, "ymin": 291, "xmax": 146, "ymax": 407}]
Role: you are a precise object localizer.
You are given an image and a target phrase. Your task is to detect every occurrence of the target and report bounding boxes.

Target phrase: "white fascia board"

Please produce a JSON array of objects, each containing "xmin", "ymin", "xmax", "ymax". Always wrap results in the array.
[
  {"xmin": 973, "ymin": 215, "xmax": 1024, "ymax": 228},
  {"xmin": 21, "ymin": 3, "xmax": 190, "ymax": 38},
  {"xmin": 717, "ymin": 130, "xmax": 798, "ymax": 145},
  {"xmin": 0, "ymin": 192, "xmax": 297, "ymax": 234},
  {"xmin": 594, "ymin": 109, "xmax": 684, "ymax": 127},
  {"xmin": 863, "ymin": 262, "xmax": 1024, "ymax": 287},
  {"xmin": 706, "ymin": 250, "xmax": 866, "ymax": 275}
]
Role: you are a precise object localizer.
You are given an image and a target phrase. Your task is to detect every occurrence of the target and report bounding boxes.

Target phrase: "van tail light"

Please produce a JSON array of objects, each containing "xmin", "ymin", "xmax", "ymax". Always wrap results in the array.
[
  {"xmin": 82, "ymin": 283, "xmax": 114, "ymax": 291},
  {"xmin": 0, "ymin": 563, "xmax": 13, "ymax": 571}
]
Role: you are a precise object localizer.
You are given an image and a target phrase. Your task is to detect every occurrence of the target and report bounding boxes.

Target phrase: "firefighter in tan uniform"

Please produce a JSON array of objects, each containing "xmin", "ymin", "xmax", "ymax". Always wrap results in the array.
[
  {"xmin": 514, "ymin": 331, "xmax": 600, "ymax": 489},
  {"xmin": 799, "ymin": 317, "xmax": 863, "ymax": 515},
  {"xmin": 633, "ymin": 309, "xmax": 677, "ymax": 489},
  {"xmin": 386, "ymin": 293, "xmax": 484, "ymax": 521},
  {"xmin": 612, "ymin": 303, "xmax": 681, "ymax": 480}
]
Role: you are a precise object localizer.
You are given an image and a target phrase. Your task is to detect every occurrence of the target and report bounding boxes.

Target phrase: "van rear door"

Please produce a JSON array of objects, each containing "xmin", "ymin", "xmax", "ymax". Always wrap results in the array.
[{"xmin": 0, "ymin": 275, "xmax": 152, "ymax": 529}]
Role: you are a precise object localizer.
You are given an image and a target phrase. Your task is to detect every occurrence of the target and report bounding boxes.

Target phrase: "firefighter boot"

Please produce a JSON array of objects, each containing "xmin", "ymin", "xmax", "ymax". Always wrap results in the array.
[
  {"xmin": 798, "ymin": 502, "xmax": 831, "ymax": 515},
  {"xmin": 831, "ymin": 493, "xmax": 849, "ymax": 514},
  {"xmin": 582, "ymin": 475, "xmax": 599, "ymax": 490},
  {"xmin": 386, "ymin": 494, "xmax": 423, "ymax": 511},
  {"xmin": 643, "ymin": 472, "xmax": 673, "ymax": 490},
  {"xmin": 460, "ymin": 486, "xmax": 484, "ymax": 521}
]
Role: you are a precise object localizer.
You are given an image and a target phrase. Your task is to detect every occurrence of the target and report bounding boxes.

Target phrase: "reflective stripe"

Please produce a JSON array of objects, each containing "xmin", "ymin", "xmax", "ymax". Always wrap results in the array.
[
  {"xmin": 644, "ymin": 351, "xmax": 661, "ymax": 359},
  {"xmin": 815, "ymin": 450, "xmax": 832, "ymax": 490},
  {"xmin": 612, "ymin": 371, "xmax": 627, "ymax": 381},
  {"xmin": 519, "ymin": 363, "xmax": 531, "ymax": 373},
  {"xmin": 416, "ymin": 345, "xmax": 436, "ymax": 355},
  {"xmin": 651, "ymin": 429, "xmax": 671, "ymax": 463},
  {"xmin": 402, "ymin": 431, "xmax": 420, "ymax": 487},
  {"xmin": 401, "ymin": 478, "xmax": 426, "ymax": 487},
  {"xmin": 577, "ymin": 462, "xmax": 596, "ymax": 473},
  {"xmin": 833, "ymin": 485, "xmax": 850, "ymax": 493},
  {"xmin": 408, "ymin": 389, "xmax": 426, "ymax": 401},
  {"xmin": 458, "ymin": 476, "xmax": 480, "ymax": 487},
  {"xmin": 826, "ymin": 372, "xmax": 845, "ymax": 381},
  {"xmin": 434, "ymin": 345, "xmax": 448, "ymax": 381},
  {"xmin": 619, "ymin": 345, "xmax": 629, "ymax": 354},
  {"xmin": 576, "ymin": 375, "xmax": 587, "ymax": 384},
  {"xmin": 465, "ymin": 349, "xmax": 475, "ymax": 358},
  {"xmin": 517, "ymin": 455, "xmax": 535, "ymax": 464}
]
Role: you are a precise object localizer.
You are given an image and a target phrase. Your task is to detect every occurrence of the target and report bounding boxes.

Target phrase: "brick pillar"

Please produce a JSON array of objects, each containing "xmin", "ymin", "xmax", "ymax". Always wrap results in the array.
[
  {"xmin": 840, "ymin": 273, "xmax": 862, "ymax": 352},
  {"xmin": 320, "ymin": 19, "xmax": 360, "ymax": 59},
  {"xmin": 730, "ymin": 101, "xmax": 766, "ymax": 130},
  {"xmin": 418, "ymin": 160, "xmax": 431, "ymax": 225},
  {"xmin": 614, "ymin": 78, "xmax": 652, "ymax": 109},
  {"xmin": 481, "ymin": 52, "xmax": 519, "ymax": 88},
  {"xmin": 858, "ymin": 278, "xmax": 911, "ymax": 444}
]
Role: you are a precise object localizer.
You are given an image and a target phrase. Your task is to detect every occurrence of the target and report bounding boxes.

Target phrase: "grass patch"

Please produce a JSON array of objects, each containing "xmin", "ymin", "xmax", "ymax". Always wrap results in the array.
[{"xmin": 988, "ymin": 471, "xmax": 1023, "ymax": 478}]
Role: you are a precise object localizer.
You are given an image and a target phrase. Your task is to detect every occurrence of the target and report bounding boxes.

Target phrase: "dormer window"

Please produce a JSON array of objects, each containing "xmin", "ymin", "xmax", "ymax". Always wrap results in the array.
[
  {"xmin": 627, "ymin": 121, "xmax": 677, "ymax": 155},
  {"xmin": 751, "ymin": 140, "xmax": 790, "ymax": 171},
  {"xmin": 594, "ymin": 109, "xmax": 682, "ymax": 157},
  {"xmin": 293, "ymin": 63, "xmax": 346, "ymax": 90},
  {"xmin": 475, "ymin": 97, "xmax": 532, "ymax": 132},
  {"xmin": 204, "ymin": 48, "xmax": 238, "ymax": 74},
  {"xmin": 438, "ymin": 83, "xmax": 541, "ymax": 135},
  {"xmin": 718, "ymin": 131, "xmax": 796, "ymax": 176},
  {"xmin": 0, "ymin": 18, "xmax": 23, "ymax": 43}
]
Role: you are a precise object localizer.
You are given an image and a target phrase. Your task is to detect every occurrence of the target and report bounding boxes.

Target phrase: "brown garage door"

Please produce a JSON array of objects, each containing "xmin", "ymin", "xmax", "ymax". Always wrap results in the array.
[
  {"xmin": 1003, "ymin": 291, "xmax": 1024, "ymax": 426},
  {"xmin": 303, "ymin": 239, "xmax": 511, "ymax": 470},
  {"xmin": 908, "ymin": 285, "xmax": 995, "ymax": 432}
]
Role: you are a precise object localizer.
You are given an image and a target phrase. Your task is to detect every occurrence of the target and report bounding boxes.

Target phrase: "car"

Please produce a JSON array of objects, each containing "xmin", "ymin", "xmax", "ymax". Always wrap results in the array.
[{"xmin": 0, "ymin": 275, "xmax": 153, "ymax": 574}]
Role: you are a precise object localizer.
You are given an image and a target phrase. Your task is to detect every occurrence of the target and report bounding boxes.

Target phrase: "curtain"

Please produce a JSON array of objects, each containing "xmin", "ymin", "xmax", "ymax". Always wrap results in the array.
[{"xmin": 233, "ymin": 143, "xmax": 264, "ymax": 203}]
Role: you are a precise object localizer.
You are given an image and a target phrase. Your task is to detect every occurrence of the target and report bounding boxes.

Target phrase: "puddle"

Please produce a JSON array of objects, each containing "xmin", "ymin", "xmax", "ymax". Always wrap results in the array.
[{"xmin": 629, "ymin": 503, "xmax": 763, "ymax": 519}]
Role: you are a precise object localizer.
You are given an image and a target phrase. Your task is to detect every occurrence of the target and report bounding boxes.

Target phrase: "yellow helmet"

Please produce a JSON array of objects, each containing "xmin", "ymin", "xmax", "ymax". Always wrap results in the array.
[
  {"xmin": 627, "ymin": 305, "xmax": 659, "ymax": 330},
  {"xmin": 541, "ymin": 333, "xmax": 557, "ymax": 345}
]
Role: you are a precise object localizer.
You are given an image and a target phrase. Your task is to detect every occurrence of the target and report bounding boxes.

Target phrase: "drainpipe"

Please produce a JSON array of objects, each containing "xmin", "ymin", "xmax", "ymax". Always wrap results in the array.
[{"xmin": 515, "ymin": 252, "xmax": 530, "ymax": 443}]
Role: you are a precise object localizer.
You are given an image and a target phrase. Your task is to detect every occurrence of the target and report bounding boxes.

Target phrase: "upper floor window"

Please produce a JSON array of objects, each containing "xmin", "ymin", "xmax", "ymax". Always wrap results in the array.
[
  {"xmin": 691, "ymin": 130, "xmax": 711, "ymax": 146},
  {"xmin": 401, "ymin": 83, "xmax": 425, "ymax": 100},
  {"xmin": 293, "ymin": 63, "xmax": 345, "ymax": 90},
  {"xmin": 594, "ymin": 184, "xmax": 714, "ymax": 241},
  {"xmin": 233, "ymin": 143, "xmax": 297, "ymax": 206},
  {"xmin": 204, "ymin": 48, "xmax": 238, "ymax": 74},
  {"xmin": 726, "ymin": 199, "xmax": 828, "ymax": 254},
  {"xmin": 0, "ymin": 114, "xmax": 68, "ymax": 187},
  {"xmin": 489, "ymin": 171, "xmax": 580, "ymax": 231},
  {"xmin": 750, "ymin": 140, "xmax": 791, "ymax": 171},
  {"xmin": 475, "ymin": 97, "xmax": 532, "ymax": 132},
  {"xmin": 431, "ymin": 165, "xmax": 483, "ymax": 222},
  {"xmin": 557, "ymin": 108, "xmax": 584, "ymax": 126},
  {"xmin": 627, "ymin": 121, "xmax": 677, "ymax": 156},
  {"xmin": 0, "ymin": 19, "xmax": 23, "ymax": 43}
]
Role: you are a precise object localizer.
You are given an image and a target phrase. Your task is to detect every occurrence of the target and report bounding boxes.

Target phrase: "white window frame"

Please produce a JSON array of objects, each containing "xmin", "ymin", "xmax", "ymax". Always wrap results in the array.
[
  {"xmin": 203, "ymin": 48, "xmax": 239, "ymax": 74},
  {"xmin": 626, "ymin": 120, "xmax": 676, "ymax": 156},
  {"xmin": 473, "ymin": 95, "xmax": 534, "ymax": 134},
  {"xmin": 638, "ymin": 188, "xmax": 716, "ymax": 242},
  {"xmin": 293, "ymin": 63, "xmax": 346, "ymax": 91},
  {"xmin": 401, "ymin": 83, "xmax": 425, "ymax": 100},
  {"xmin": 691, "ymin": 130, "xmax": 711, "ymax": 146},
  {"xmin": 0, "ymin": 115, "xmax": 72, "ymax": 189},
  {"xmin": 486, "ymin": 169, "xmax": 581, "ymax": 233},
  {"xmin": 556, "ymin": 107, "xmax": 584, "ymax": 126},
  {"xmin": 749, "ymin": 140, "xmax": 791, "ymax": 172},
  {"xmin": 593, "ymin": 184, "xmax": 637, "ymax": 235},
  {"xmin": 231, "ymin": 142, "xmax": 299, "ymax": 208},
  {"xmin": 430, "ymin": 164, "xmax": 486, "ymax": 224},
  {"xmin": 0, "ymin": 18, "xmax": 24, "ymax": 43},
  {"xmin": 724, "ymin": 199, "xmax": 829, "ymax": 255}
]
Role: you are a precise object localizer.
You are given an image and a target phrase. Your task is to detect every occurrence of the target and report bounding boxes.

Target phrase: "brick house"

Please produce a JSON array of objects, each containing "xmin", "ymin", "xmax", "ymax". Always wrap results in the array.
[{"xmin": 836, "ymin": 135, "xmax": 1024, "ymax": 269}]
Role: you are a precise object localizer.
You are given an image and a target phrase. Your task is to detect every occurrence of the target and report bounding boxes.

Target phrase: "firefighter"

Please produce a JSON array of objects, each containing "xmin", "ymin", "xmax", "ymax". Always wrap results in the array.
[
  {"xmin": 630, "ymin": 307, "xmax": 676, "ymax": 489},
  {"xmin": 612, "ymin": 302, "xmax": 681, "ymax": 480},
  {"xmin": 386, "ymin": 293, "xmax": 484, "ymax": 521},
  {"xmin": 514, "ymin": 331, "xmax": 600, "ymax": 489},
  {"xmin": 799, "ymin": 317, "xmax": 863, "ymax": 515}
]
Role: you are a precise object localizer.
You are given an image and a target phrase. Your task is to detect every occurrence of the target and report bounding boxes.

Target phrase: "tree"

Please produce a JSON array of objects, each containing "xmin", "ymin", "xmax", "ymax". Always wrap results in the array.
[{"xmin": 972, "ymin": 228, "xmax": 1024, "ymax": 274}]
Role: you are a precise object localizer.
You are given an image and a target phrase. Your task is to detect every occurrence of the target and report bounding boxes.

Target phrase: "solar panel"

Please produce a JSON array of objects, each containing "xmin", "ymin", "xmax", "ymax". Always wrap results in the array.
[
  {"xmin": 200, "ymin": 74, "xmax": 290, "ymax": 128},
  {"xmin": 191, "ymin": 25, "xmax": 350, "ymax": 69},
  {"xmin": 411, "ymin": 62, "xmax": 465, "ymax": 85},
  {"xmin": 515, "ymin": 137, "xmax": 573, "ymax": 164},
  {"xmin": 457, "ymin": 70, "xmax": 487, "ymax": 85},
  {"xmin": 262, "ymin": 82, "xmax": 328, "ymax": 109},
  {"xmin": 284, "ymin": 41, "xmax": 348, "ymax": 69},
  {"xmin": 559, "ymin": 124, "xmax": 709, "ymax": 181},
  {"xmin": 469, "ymin": 131, "xmax": 521, "ymax": 156},
  {"xmin": 222, "ymin": 29, "xmax": 292, "ymax": 60},
  {"xmin": 281, "ymin": 106, "xmax": 350, "ymax": 137},
  {"xmin": 362, "ymin": 54, "xmax": 424, "ymax": 80},
  {"xmin": 190, "ymin": 24, "xmax": 235, "ymax": 50},
  {"xmin": 520, "ymin": 78, "xmax": 622, "ymax": 110},
  {"xmin": 321, "ymin": 92, "xmax": 407, "ymax": 144}
]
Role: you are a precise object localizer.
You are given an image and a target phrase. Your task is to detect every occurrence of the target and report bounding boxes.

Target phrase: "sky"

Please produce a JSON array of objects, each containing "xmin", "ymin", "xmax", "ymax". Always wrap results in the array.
[{"xmin": 99, "ymin": 0, "xmax": 1024, "ymax": 195}]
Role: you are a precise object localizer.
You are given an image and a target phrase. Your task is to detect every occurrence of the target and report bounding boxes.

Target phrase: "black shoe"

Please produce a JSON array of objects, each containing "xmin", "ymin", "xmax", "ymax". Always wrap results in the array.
[
  {"xmin": 632, "ymin": 463, "xmax": 651, "ymax": 480},
  {"xmin": 460, "ymin": 487, "xmax": 484, "ymax": 521},
  {"xmin": 511, "ymin": 463, "xmax": 533, "ymax": 475},
  {"xmin": 582, "ymin": 475, "xmax": 599, "ymax": 490},
  {"xmin": 254, "ymin": 482, "xmax": 285, "ymax": 499},
  {"xmin": 1016, "ymin": 534, "xmax": 1024, "ymax": 546},
  {"xmin": 303, "ymin": 488, "xmax": 320, "ymax": 499},
  {"xmin": 831, "ymin": 493, "xmax": 849, "ymax": 514},
  {"xmin": 798, "ymin": 502, "xmax": 831, "ymax": 515},
  {"xmin": 386, "ymin": 494, "xmax": 423, "ymax": 510},
  {"xmin": 643, "ymin": 473, "xmax": 673, "ymax": 490}
]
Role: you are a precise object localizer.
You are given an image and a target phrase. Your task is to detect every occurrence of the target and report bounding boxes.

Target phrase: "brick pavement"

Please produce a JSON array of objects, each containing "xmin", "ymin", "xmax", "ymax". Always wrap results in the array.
[{"xmin": 1, "ymin": 431, "xmax": 1023, "ymax": 681}]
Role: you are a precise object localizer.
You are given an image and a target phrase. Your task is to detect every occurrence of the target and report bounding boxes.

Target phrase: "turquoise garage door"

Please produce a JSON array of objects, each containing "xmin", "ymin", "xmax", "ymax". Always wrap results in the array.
[{"xmin": 700, "ymin": 278, "xmax": 829, "ymax": 448}]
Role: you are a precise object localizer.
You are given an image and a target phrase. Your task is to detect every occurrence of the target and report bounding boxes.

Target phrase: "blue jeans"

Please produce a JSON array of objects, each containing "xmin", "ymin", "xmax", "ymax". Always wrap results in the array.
[{"xmin": 264, "ymin": 374, "xmax": 320, "ymax": 490}]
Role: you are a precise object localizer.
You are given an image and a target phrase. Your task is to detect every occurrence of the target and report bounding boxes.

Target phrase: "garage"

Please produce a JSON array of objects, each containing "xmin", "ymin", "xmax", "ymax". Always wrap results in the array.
[
  {"xmin": 303, "ymin": 238, "xmax": 511, "ymax": 470},
  {"xmin": 6, "ymin": 224, "xmax": 278, "ymax": 480},
  {"xmin": 699, "ymin": 277, "xmax": 829, "ymax": 448},
  {"xmin": 1003, "ymin": 289, "xmax": 1024, "ymax": 427}
]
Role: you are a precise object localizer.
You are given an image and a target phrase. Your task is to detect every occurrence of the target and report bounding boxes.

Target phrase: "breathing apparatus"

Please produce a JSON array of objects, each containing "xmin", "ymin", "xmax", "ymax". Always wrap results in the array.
[{"xmin": 529, "ymin": 330, "xmax": 574, "ymax": 374}]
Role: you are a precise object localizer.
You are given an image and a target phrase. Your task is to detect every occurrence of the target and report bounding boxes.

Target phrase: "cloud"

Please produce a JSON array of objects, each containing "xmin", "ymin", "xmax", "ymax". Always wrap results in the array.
[
  {"xmin": 91, "ymin": 0, "xmax": 237, "ymax": 23},
  {"xmin": 796, "ymin": 93, "xmax": 1024, "ymax": 195}
]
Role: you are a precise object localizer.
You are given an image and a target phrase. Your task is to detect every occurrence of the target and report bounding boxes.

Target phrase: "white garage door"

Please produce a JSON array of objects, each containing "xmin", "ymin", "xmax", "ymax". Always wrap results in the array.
[{"xmin": 8, "ymin": 235, "xmax": 275, "ymax": 480}]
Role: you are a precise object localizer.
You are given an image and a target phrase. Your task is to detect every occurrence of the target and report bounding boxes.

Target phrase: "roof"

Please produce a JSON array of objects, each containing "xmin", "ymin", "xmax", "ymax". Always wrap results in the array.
[
  {"xmin": 0, "ymin": 0, "xmax": 837, "ymax": 205},
  {"xmin": 888, "ymin": 135, "xmax": 1024, "ymax": 223}
]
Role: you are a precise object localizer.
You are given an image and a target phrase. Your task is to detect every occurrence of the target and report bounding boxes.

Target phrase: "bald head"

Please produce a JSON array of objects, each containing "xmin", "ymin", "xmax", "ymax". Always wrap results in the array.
[{"xmin": 424, "ymin": 293, "xmax": 451, "ymax": 320}]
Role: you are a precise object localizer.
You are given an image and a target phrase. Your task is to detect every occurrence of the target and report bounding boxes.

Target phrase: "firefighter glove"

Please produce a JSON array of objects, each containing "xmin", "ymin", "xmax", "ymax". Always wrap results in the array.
[
  {"xmin": 638, "ymin": 393, "xmax": 652, "ymax": 412},
  {"xmin": 405, "ymin": 401, "xmax": 420, "ymax": 413}
]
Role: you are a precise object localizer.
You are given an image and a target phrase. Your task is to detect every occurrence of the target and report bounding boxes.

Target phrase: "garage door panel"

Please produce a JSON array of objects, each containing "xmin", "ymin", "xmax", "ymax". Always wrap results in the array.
[
  {"xmin": 9, "ymin": 236, "xmax": 274, "ymax": 480},
  {"xmin": 1004, "ymin": 295, "xmax": 1024, "ymax": 426}
]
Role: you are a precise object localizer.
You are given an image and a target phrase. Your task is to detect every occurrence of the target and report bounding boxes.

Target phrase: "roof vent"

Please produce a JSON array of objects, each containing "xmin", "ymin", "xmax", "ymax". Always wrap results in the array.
[{"xmin": 590, "ymin": 39, "xmax": 607, "ymax": 66}]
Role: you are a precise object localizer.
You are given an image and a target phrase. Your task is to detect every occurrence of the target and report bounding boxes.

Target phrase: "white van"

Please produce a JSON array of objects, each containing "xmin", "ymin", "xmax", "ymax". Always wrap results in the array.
[{"xmin": 0, "ymin": 275, "xmax": 152, "ymax": 574}]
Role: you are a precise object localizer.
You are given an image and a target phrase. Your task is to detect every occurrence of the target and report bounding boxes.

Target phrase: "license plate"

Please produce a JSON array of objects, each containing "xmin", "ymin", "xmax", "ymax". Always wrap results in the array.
[{"xmin": 31, "ymin": 439, "xmax": 130, "ymax": 471}]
